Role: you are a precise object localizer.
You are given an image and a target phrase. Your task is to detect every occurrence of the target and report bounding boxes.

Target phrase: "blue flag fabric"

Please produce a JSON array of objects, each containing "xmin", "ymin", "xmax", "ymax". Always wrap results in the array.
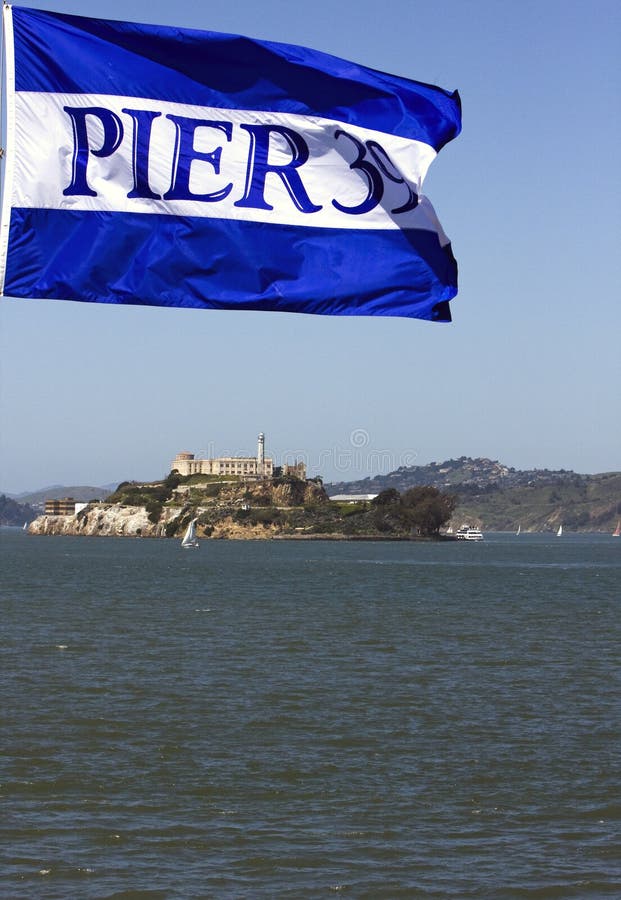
[{"xmin": 0, "ymin": 6, "xmax": 461, "ymax": 321}]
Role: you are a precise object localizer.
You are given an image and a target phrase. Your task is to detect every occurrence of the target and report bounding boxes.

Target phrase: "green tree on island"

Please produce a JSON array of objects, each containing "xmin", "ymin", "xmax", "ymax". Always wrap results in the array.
[{"xmin": 372, "ymin": 486, "xmax": 456, "ymax": 536}]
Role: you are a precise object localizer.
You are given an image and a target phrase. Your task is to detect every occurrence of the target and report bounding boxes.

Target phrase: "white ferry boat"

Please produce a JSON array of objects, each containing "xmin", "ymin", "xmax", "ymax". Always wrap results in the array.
[{"xmin": 455, "ymin": 525, "xmax": 484, "ymax": 541}]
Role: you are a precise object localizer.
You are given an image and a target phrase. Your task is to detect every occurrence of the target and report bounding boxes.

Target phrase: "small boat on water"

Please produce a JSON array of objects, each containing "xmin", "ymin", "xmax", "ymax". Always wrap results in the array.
[
  {"xmin": 455, "ymin": 525, "xmax": 484, "ymax": 542},
  {"xmin": 181, "ymin": 518, "xmax": 199, "ymax": 549},
  {"xmin": 613, "ymin": 520, "xmax": 621, "ymax": 538},
  {"xmin": 516, "ymin": 524, "xmax": 521, "ymax": 536},
  {"xmin": 557, "ymin": 524, "xmax": 563, "ymax": 537}
]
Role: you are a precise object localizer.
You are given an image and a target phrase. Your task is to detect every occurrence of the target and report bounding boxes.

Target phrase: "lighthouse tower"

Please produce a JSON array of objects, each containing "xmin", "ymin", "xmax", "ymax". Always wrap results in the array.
[{"xmin": 257, "ymin": 432, "xmax": 265, "ymax": 477}]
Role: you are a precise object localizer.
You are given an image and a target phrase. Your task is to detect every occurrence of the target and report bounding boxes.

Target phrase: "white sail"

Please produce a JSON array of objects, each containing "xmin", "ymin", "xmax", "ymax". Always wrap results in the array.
[
  {"xmin": 557, "ymin": 524, "xmax": 563, "ymax": 537},
  {"xmin": 516, "ymin": 525, "xmax": 521, "ymax": 536},
  {"xmin": 181, "ymin": 518, "xmax": 199, "ymax": 548}
]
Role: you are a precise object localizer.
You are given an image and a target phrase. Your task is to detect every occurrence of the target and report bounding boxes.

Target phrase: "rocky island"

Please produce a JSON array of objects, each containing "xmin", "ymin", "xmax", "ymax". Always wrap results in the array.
[{"xmin": 28, "ymin": 472, "xmax": 455, "ymax": 541}]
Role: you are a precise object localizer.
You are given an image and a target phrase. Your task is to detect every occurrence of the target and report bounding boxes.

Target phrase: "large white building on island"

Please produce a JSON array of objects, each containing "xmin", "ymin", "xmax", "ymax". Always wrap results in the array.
[{"xmin": 171, "ymin": 433, "xmax": 305, "ymax": 481}]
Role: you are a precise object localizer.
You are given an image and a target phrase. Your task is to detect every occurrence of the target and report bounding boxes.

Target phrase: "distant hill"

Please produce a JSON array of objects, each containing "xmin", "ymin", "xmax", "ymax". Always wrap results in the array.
[
  {"xmin": 0, "ymin": 494, "xmax": 38, "ymax": 526},
  {"xmin": 326, "ymin": 457, "xmax": 621, "ymax": 532},
  {"xmin": 11, "ymin": 485, "xmax": 113, "ymax": 507}
]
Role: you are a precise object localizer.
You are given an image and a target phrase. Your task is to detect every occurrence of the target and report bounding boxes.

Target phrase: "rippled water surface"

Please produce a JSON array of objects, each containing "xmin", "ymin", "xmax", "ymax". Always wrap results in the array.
[{"xmin": 1, "ymin": 531, "xmax": 620, "ymax": 898}]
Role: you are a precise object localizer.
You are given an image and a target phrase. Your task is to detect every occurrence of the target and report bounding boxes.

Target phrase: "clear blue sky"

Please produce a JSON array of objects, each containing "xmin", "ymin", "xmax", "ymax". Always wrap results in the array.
[{"xmin": 1, "ymin": 0, "xmax": 619, "ymax": 493}]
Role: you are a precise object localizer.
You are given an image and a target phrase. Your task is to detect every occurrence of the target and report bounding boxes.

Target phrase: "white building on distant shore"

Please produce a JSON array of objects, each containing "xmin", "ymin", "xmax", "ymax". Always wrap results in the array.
[
  {"xmin": 329, "ymin": 493, "xmax": 378, "ymax": 503},
  {"xmin": 171, "ymin": 433, "xmax": 297, "ymax": 480}
]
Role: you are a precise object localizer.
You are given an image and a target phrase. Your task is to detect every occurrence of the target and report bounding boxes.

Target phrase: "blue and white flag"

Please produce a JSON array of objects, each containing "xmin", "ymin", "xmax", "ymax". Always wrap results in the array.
[{"xmin": 0, "ymin": 6, "xmax": 461, "ymax": 321}]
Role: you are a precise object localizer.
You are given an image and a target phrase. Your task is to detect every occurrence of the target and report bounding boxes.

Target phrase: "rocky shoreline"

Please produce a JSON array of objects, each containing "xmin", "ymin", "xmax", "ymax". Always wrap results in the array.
[
  {"xmin": 28, "ymin": 506, "xmax": 283, "ymax": 540},
  {"xmin": 27, "ymin": 511, "xmax": 454, "ymax": 541}
]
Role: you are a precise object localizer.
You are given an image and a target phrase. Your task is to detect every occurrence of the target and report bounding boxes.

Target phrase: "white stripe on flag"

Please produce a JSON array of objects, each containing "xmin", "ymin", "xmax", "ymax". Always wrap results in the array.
[{"xmin": 12, "ymin": 91, "xmax": 438, "ymax": 231}]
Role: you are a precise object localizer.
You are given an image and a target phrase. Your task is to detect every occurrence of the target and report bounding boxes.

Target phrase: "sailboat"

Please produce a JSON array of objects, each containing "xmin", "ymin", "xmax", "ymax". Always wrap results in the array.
[
  {"xmin": 516, "ymin": 524, "xmax": 521, "ymax": 536},
  {"xmin": 556, "ymin": 524, "xmax": 563, "ymax": 537},
  {"xmin": 613, "ymin": 520, "xmax": 621, "ymax": 538},
  {"xmin": 181, "ymin": 518, "xmax": 199, "ymax": 549}
]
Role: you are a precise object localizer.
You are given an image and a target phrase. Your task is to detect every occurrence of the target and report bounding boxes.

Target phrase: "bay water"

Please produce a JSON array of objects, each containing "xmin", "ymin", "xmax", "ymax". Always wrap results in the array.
[{"xmin": 1, "ymin": 530, "xmax": 620, "ymax": 898}]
